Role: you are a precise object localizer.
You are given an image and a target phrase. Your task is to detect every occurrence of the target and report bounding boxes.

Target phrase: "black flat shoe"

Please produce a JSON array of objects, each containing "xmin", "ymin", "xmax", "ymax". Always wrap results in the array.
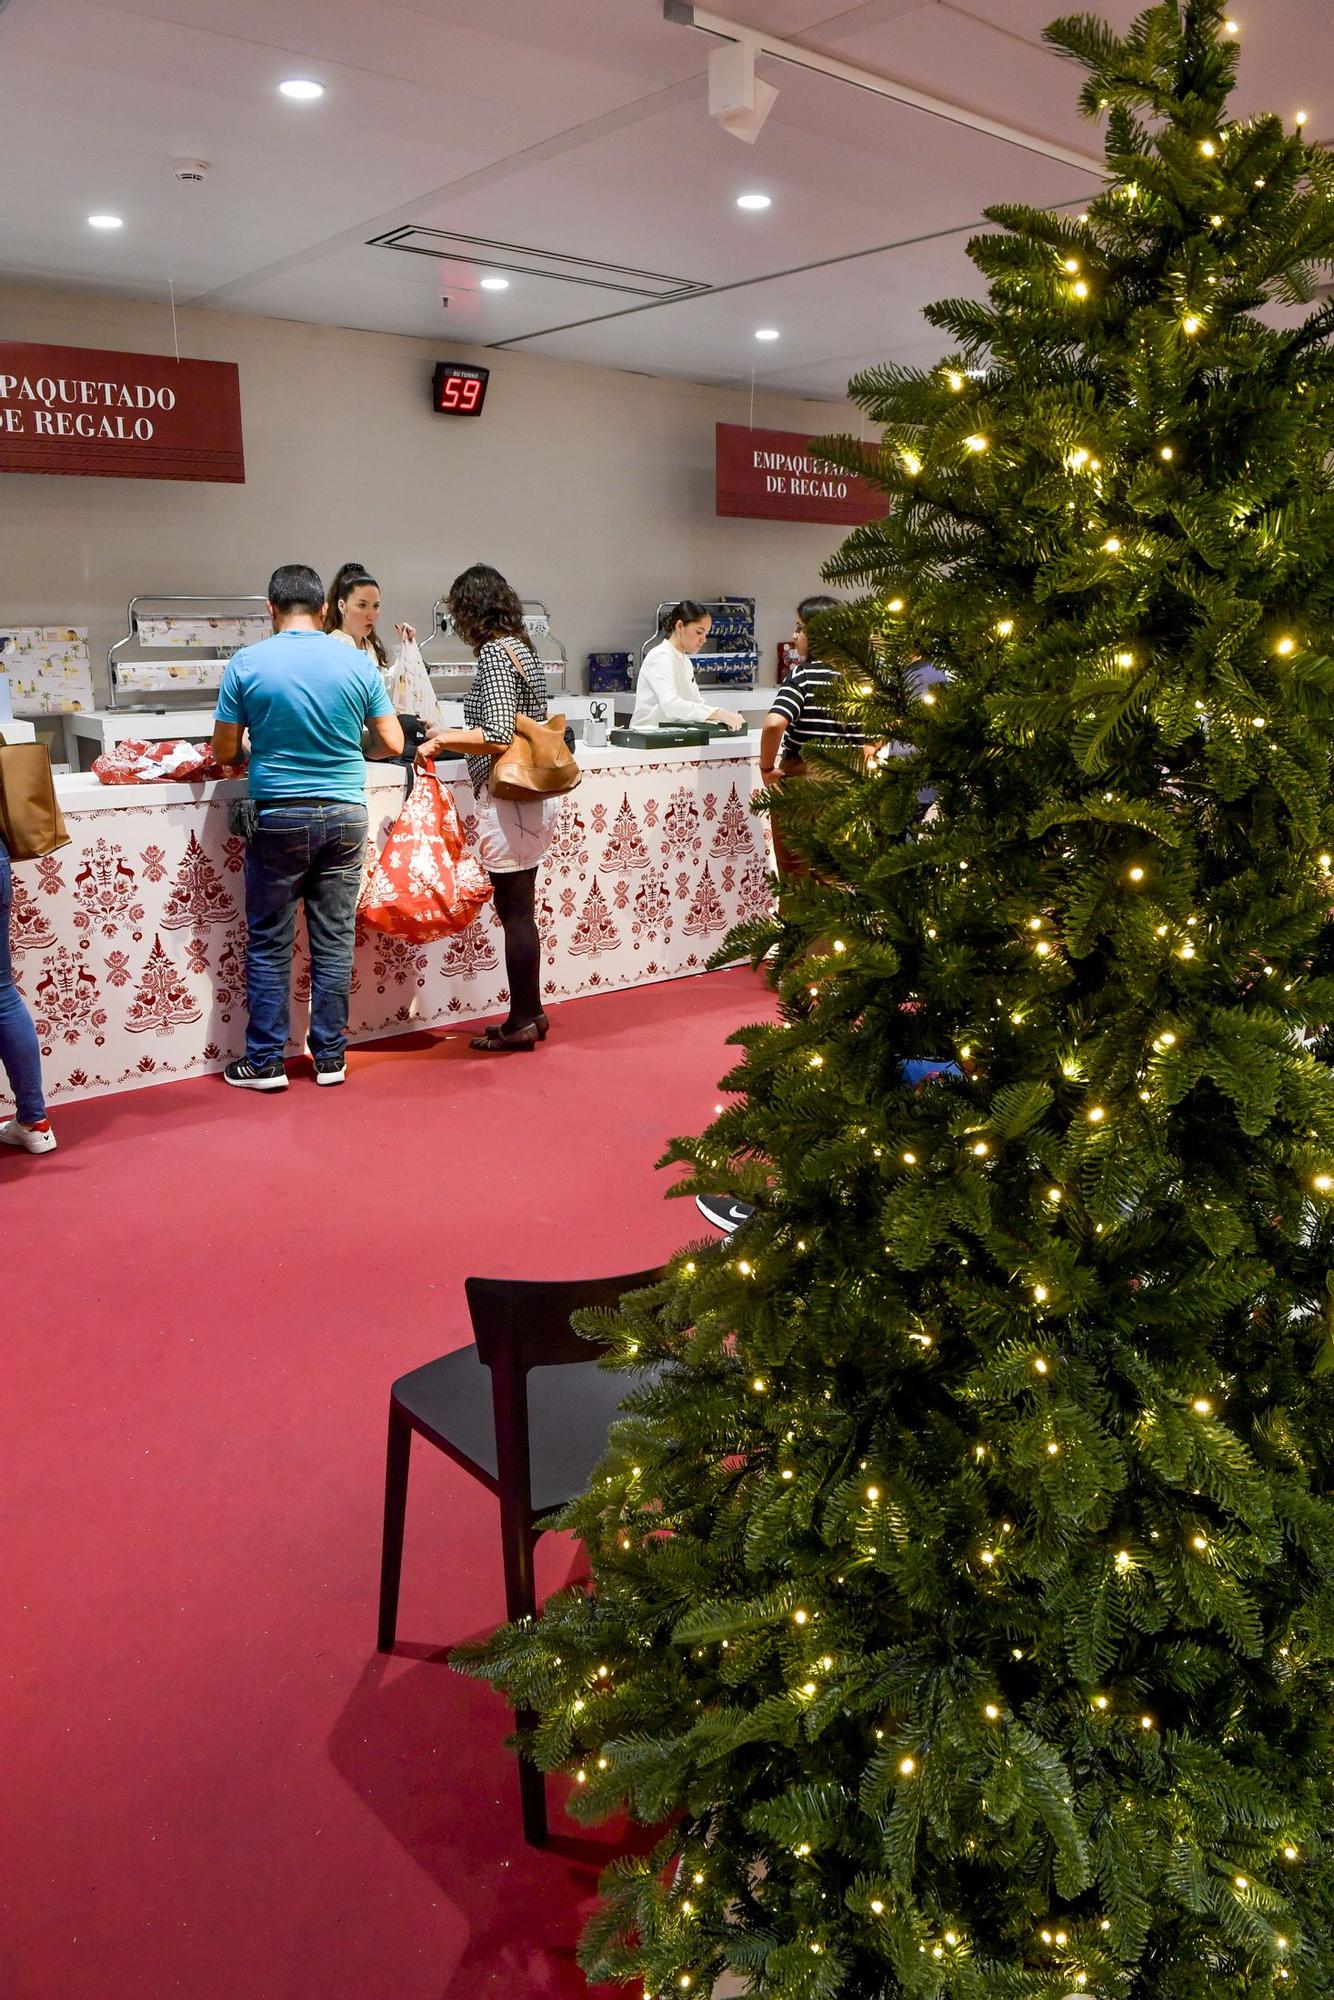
[{"xmin": 469, "ymin": 1023, "xmax": 540, "ymax": 1053}]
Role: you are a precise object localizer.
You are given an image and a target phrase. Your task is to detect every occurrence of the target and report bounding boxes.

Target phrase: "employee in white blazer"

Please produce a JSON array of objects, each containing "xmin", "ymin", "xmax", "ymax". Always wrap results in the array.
[{"xmin": 631, "ymin": 600, "xmax": 744, "ymax": 731}]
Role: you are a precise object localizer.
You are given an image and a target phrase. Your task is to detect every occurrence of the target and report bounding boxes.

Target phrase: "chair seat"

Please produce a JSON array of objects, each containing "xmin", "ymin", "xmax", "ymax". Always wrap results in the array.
[{"xmin": 392, "ymin": 1346, "xmax": 647, "ymax": 1517}]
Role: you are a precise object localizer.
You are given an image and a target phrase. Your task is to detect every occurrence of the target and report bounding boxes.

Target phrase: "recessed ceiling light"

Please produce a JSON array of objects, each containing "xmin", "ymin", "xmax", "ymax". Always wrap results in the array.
[
  {"xmin": 736, "ymin": 192, "xmax": 772, "ymax": 211},
  {"xmin": 755, "ymin": 327, "xmax": 780, "ymax": 341},
  {"xmin": 278, "ymin": 78, "xmax": 324, "ymax": 100},
  {"xmin": 87, "ymin": 214, "xmax": 124, "ymax": 230},
  {"xmin": 479, "ymin": 276, "xmax": 510, "ymax": 291}
]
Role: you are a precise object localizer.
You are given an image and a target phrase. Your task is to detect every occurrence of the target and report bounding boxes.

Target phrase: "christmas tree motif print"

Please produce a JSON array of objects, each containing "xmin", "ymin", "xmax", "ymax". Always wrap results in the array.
[
  {"xmin": 546, "ymin": 803, "xmax": 589, "ymax": 877},
  {"xmin": 215, "ymin": 927, "xmax": 247, "ymax": 1022},
  {"xmin": 124, "ymin": 934, "xmax": 203, "ymax": 1037},
  {"xmin": 364, "ymin": 933, "xmax": 425, "ymax": 991},
  {"xmin": 598, "ymin": 794, "xmax": 651, "ymax": 875},
  {"xmin": 438, "ymin": 922, "xmax": 500, "ymax": 979},
  {"xmin": 8, "ymin": 873, "xmax": 55, "ymax": 954},
  {"xmin": 709, "ymin": 784, "xmax": 759, "ymax": 862},
  {"xmin": 73, "ymin": 839, "xmax": 144, "ymax": 941},
  {"xmin": 630, "ymin": 870, "xmax": 673, "ymax": 942},
  {"xmin": 682, "ymin": 862, "xmax": 729, "ymax": 939},
  {"xmin": 537, "ymin": 894, "xmax": 559, "ymax": 955},
  {"xmin": 567, "ymin": 880, "xmax": 622, "ymax": 958},
  {"xmin": 659, "ymin": 788, "xmax": 702, "ymax": 865},
  {"xmin": 33, "ymin": 947, "xmax": 107, "ymax": 1046},
  {"xmin": 736, "ymin": 857, "xmax": 775, "ymax": 923},
  {"xmin": 160, "ymin": 831, "xmax": 237, "ymax": 934}
]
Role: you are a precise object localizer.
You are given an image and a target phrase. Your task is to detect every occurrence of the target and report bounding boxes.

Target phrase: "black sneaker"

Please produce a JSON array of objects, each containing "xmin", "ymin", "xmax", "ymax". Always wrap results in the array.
[
  {"xmin": 223, "ymin": 1057, "xmax": 288, "ymax": 1092},
  {"xmin": 313, "ymin": 1056, "xmax": 346, "ymax": 1087},
  {"xmin": 695, "ymin": 1194, "xmax": 755, "ymax": 1234}
]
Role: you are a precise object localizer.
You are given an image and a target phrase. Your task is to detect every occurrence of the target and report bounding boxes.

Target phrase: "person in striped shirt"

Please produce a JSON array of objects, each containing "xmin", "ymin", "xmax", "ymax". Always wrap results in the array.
[{"xmin": 758, "ymin": 595, "xmax": 869, "ymax": 883}]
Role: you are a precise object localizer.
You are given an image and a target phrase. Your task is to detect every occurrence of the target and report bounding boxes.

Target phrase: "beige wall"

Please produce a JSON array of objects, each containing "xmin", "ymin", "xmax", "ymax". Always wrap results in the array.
[{"xmin": 0, "ymin": 282, "xmax": 857, "ymax": 706}]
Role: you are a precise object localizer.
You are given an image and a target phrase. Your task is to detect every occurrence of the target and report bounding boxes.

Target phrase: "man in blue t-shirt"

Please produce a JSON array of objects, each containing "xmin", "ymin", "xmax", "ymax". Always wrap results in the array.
[{"xmin": 211, "ymin": 563, "xmax": 403, "ymax": 1091}]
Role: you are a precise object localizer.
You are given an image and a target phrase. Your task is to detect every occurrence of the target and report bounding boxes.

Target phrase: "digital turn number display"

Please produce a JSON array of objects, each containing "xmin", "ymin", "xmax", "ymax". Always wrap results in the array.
[{"xmin": 431, "ymin": 363, "xmax": 490, "ymax": 416}]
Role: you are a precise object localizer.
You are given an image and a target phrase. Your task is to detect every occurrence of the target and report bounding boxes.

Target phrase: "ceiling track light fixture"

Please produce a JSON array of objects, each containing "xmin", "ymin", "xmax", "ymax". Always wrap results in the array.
[
  {"xmin": 708, "ymin": 36, "xmax": 777, "ymax": 143},
  {"xmin": 663, "ymin": 1, "xmax": 1103, "ymax": 174}
]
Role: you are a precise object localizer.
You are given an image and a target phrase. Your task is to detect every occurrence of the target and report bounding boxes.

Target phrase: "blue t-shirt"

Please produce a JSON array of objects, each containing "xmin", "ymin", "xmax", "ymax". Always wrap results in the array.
[{"xmin": 215, "ymin": 628, "xmax": 393, "ymax": 805}]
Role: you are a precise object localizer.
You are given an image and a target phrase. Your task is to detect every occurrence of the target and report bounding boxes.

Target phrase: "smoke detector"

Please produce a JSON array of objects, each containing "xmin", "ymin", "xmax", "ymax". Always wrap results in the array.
[{"xmin": 172, "ymin": 158, "xmax": 211, "ymax": 183}]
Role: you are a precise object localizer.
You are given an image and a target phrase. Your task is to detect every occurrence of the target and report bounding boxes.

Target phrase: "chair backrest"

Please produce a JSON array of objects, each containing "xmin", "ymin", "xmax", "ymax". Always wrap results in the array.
[{"xmin": 464, "ymin": 1268, "xmax": 667, "ymax": 1376}]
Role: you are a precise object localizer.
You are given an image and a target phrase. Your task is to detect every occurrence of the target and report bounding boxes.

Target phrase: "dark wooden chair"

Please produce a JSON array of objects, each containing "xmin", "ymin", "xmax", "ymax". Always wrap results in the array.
[{"xmin": 376, "ymin": 1266, "xmax": 666, "ymax": 1845}]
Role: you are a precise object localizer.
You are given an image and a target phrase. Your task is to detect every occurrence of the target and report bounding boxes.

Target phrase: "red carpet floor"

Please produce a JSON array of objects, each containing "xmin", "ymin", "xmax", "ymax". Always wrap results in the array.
[{"xmin": 1, "ymin": 967, "xmax": 770, "ymax": 2000}]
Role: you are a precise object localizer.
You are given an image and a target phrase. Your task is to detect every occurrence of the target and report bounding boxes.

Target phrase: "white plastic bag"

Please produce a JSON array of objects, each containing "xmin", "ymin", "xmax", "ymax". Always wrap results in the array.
[{"xmin": 386, "ymin": 636, "xmax": 442, "ymax": 723}]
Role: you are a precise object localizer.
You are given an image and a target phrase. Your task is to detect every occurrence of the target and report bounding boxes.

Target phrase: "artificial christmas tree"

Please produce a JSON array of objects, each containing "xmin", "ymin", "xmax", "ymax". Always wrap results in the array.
[{"xmin": 461, "ymin": 6, "xmax": 1334, "ymax": 1995}]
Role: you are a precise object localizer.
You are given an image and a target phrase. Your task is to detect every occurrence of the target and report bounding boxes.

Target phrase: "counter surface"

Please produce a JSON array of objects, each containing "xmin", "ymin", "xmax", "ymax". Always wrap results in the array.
[
  {"xmin": 59, "ymin": 698, "xmax": 632, "ymax": 770},
  {"xmin": 10, "ymin": 738, "xmax": 771, "ymax": 1110}
]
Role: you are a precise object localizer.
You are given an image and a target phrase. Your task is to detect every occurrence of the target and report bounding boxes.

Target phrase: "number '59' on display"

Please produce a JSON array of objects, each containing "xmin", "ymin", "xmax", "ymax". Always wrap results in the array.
[{"xmin": 431, "ymin": 364, "xmax": 490, "ymax": 416}]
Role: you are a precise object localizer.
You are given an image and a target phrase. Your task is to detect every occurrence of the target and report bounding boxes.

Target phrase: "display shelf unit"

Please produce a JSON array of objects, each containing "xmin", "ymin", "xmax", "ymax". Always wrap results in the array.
[
  {"xmin": 639, "ymin": 598, "xmax": 759, "ymax": 691},
  {"xmin": 106, "ymin": 594, "xmax": 270, "ymax": 711},
  {"xmin": 419, "ymin": 597, "xmax": 569, "ymax": 696}
]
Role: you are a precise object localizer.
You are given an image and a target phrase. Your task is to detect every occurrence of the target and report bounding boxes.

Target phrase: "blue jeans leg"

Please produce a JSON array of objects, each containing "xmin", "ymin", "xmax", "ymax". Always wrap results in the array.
[
  {"xmin": 0, "ymin": 844, "xmax": 47, "ymax": 1124},
  {"xmin": 243, "ymin": 811, "xmax": 310, "ymax": 1066},
  {"xmin": 303, "ymin": 806, "xmax": 367, "ymax": 1062}
]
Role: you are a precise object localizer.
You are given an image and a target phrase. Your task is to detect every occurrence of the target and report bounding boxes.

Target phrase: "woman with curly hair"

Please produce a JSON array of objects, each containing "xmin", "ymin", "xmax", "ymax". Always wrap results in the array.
[{"xmin": 418, "ymin": 563, "xmax": 554, "ymax": 1052}]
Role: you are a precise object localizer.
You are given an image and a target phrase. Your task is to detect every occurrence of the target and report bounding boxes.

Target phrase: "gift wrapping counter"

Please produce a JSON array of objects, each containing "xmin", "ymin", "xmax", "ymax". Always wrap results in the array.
[{"xmin": 3, "ymin": 737, "xmax": 772, "ymax": 1110}]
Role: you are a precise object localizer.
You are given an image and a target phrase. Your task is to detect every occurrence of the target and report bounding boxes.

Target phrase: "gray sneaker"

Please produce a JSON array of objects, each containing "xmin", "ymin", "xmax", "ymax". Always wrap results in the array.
[{"xmin": 313, "ymin": 1056, "xmax": 346, "ymax": 1087}]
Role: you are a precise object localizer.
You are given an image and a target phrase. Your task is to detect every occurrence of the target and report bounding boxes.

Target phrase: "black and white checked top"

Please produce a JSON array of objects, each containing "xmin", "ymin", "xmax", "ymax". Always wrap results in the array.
[
  {"xmin": 463, "ymin": 636, "xmax": 548, "ymax": 793},
  {"xmin": 768, "ymin": 661, "xmax": 871, "ymax": 760}
]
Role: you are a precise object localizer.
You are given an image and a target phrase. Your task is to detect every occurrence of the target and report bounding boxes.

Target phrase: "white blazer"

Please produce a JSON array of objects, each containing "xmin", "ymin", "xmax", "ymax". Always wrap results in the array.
[{"xmin": 631, "ymin": 638, "xmax": 716, "ymax": 728}]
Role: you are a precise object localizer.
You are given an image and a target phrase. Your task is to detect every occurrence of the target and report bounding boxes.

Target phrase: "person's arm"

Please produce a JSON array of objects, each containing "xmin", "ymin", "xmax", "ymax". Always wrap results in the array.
[
  {"xmin": 759, "ymin": 677, "xmax": 804, "ymax": 782},
  {"xmin": 474, "ymin": 641, "xmax": 520, "ymax": 750},
  {"xmin": 416, "ymin": 725, "xmax": 502, "ymax": 763},
  {"xmin": 211, "ymin": 659, "xmax": 246, "ymax": 767},
  {"xmin": 759, "ymin": 712, "xmax": 787, "ymax": 783},
  {"xmin": 361, "ymin": 662, "xmax": 405, "ymax": 759},
  {"xmin": 211, "ymin": 720, "xmax": 245, "ymax": 765},
  {"xmin": 365, "ymin": 712, "xmax": 406, "ymax": 759}
]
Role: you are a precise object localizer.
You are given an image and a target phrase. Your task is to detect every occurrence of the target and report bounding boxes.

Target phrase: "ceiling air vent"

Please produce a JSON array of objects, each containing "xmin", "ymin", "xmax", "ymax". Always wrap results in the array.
[{"xmin": 368, "ymin": 226, "xmax": 710, "ymax": 302}]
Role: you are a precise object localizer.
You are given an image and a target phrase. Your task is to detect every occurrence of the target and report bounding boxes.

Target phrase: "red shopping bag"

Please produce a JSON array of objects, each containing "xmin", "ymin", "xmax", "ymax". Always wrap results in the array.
[{"xmin": 358, "ymin": 760, "xmax": 492, "ymax": 940}]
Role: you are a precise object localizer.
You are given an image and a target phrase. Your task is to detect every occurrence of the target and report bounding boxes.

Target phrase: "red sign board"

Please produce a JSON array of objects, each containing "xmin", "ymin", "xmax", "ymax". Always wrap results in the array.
[
  {"xmin": 715, "ymin": 422, "xmax": 882, "ymax": 525},
  {"xmin": 0, "ymin": 343, "xmax": 244, "ymax": 482}
]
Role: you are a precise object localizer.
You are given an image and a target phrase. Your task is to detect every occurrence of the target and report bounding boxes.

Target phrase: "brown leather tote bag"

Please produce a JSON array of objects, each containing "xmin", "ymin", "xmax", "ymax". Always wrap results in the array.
[
  {"xmin": 488, "ymin": 641, "xmax": 582, "ymax": 801},
  {"xmin": 0, "ymin": 734, "xmax": 70, "ymax": 862}
]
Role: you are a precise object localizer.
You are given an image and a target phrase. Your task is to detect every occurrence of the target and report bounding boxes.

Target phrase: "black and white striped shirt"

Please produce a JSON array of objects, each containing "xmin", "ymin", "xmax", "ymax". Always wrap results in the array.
[
  {"xmin": 769, "ymin": 662, "xmax": 871, "ymax": 761},
  {"xmin": 463, "ymin": 636, "xmax": 548, "ymax": 793}
]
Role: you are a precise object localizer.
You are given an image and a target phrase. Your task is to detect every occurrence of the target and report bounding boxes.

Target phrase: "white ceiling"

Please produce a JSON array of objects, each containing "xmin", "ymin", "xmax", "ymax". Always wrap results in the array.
[{"xmin": 0, "ymin": 0, "xmax": 1326, "ymax": 398}]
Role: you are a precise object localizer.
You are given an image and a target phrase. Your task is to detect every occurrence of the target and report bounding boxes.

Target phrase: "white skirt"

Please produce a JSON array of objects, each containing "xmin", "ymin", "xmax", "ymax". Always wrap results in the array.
[{"xmin": 475, "ymin": 791, "xmax": 560, "ymax": 874}]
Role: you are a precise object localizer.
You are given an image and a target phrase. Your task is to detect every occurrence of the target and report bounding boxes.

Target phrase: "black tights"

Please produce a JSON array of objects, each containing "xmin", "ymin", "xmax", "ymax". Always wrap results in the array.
[{"xmin": 490, "ymin": 868, "xmax": 543, "ymax": 1032}]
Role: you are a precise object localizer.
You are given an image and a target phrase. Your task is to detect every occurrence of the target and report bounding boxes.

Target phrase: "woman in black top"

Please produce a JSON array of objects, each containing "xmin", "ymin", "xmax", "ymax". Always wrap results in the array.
[{"xmin": 418, "ymin": 564, "xmax": 555, "ymax": 1052}]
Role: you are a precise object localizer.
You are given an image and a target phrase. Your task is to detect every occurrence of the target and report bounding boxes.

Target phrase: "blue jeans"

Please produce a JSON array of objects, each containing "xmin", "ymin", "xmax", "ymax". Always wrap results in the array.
[
  {"xmin": 243, "ymin": 802, "xmax": 368, "ymax": 1067},
  {"xmin": 0, "ymin": 842, "xmax": 47, "ymax": 1123}
]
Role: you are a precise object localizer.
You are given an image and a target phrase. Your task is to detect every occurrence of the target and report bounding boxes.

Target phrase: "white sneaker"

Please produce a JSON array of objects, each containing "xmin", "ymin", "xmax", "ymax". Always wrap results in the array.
[{"xmin": 0, "ymin": 1117, "xmax": 58, "ymax": 1155}]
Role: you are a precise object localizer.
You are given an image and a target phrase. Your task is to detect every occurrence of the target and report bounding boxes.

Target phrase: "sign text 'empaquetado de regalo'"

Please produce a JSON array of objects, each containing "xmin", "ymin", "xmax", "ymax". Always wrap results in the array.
[
  {"xmin": 715, "ymin": 422, "xmax": 882, "ymax": 526},
  {"xmin": 0, "ymin": 343, "xmax": 245, "ymax": 483}
]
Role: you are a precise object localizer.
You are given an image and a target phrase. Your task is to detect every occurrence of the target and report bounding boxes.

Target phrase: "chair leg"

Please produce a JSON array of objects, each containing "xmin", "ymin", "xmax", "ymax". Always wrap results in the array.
[
  {"xmin": 377, "ymin": 1404, "xmax": 413, "ymax": 1652},
  {"xmin": 499, "ymin": 1511, "xmax": 547, "ymax": 1843}
]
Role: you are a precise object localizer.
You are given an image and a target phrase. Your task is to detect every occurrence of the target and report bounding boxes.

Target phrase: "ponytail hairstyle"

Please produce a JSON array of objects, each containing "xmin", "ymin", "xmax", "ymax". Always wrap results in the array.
[
  {"xmin": 325, "ymin": 561, "xmax": 389, "ymax": 671},
  {"xmin": 660, "ymin": 599, "xmax": 710, "ymax": 640}
]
